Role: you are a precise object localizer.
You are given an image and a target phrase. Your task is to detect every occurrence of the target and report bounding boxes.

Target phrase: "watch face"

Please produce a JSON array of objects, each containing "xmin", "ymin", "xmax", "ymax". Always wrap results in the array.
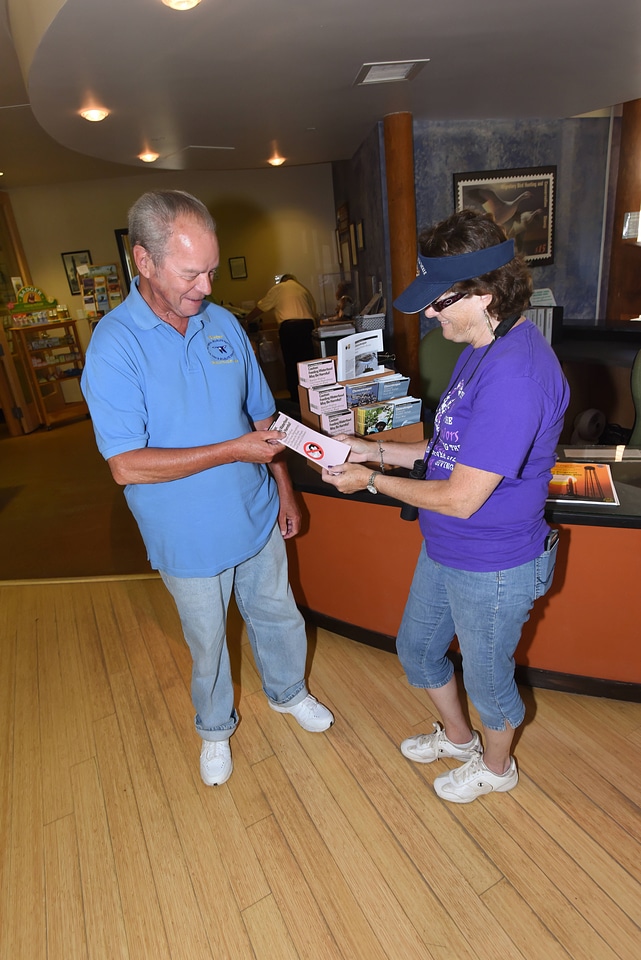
[{"xmin": 367, "ymin": 472, "xmax": 378, "ymax": 494}]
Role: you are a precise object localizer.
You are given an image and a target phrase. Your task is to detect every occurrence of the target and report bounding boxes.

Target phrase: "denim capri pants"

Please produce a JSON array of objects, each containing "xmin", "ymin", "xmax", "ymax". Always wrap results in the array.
[{"xmin": 396, "ymin": 542, "xmax": 556, "ymax": 731}]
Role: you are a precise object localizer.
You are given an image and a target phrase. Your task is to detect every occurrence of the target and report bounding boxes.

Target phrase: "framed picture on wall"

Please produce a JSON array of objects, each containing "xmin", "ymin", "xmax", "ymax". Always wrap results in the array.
[
  {"xmin": 340, "ymin": 240, "xmax": 351, "ymax": 272},
  {"xmin": 349, "ymin": 223, "xmax": 358, "ymax": 266},
  {"xmin": 453, "ymin": 166, "xmax": 556, "ymax": 265},
  {"xmin": 228, "ymin": 256, "xmax": 247, "ymax": 279},
  {"xmin": 61, "ymin": 250, "xmax": 92, "ymax": 296},
  {"xmin": 336, "ymin": 203, "xmax": 349, "ymax": 233},
  {"xmin": 114, "ymin": 228, "xmax": 137, "ymax": 292}
]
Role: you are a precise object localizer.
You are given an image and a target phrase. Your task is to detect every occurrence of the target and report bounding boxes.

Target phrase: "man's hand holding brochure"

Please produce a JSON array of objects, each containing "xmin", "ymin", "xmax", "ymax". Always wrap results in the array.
[{"xmin": 270, "ymin": 412, "xmax": 350, "ymax": 469}]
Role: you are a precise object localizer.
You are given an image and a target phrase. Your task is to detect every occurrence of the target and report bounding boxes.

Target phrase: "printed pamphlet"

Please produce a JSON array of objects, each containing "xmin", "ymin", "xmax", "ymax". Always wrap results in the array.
[
  {"xmin": 336, "ymin": 329, "xmax": 384, "ymax": 381},
  {"xmin": 297, "ymin": 357, "xmax": 336, "ymax": 388},
  {"xmin": 547, "ymin": 462, "xmax": 619, "ymax": 505},
  {"xmin": 354, "ymin": 403, "xmax": 394, "ymax": 435},
  {"xmin": 307, "ymin": 383, "xmax": 347, "ymax": 415},
  {"xmin": 320, "ymin": 409, "xmax": 354, "ymax": 436},
  {"xmin": 377, "ymin": 374, "xmax": 410, "ymax": 401},
  {"xmin": 389, "ymin": 396, "xmax": 422, "ymax": 428},
  {"xmin": 271, "ymin": 412, "xmax": 350, "ymax": 469},
  {"xmin": 345, "ymin": 380, "xmax": 380, "ymax": 408}
]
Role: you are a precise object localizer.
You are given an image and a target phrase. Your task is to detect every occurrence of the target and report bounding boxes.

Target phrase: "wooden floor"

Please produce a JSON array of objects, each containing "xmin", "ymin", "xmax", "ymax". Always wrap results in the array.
[{"xmin": 1, "ymin": 576, "xmax": 640, "ymax": 960}]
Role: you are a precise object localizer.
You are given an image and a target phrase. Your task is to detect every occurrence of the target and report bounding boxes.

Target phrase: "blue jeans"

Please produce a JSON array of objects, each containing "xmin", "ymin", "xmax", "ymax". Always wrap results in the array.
[
  {"xmin": 160, "ymin": 523, "xmax": 308, "ymax": 741},
  {"xmin": 396, "ymin": 542, "xmax": 557, "ymax": 731}
]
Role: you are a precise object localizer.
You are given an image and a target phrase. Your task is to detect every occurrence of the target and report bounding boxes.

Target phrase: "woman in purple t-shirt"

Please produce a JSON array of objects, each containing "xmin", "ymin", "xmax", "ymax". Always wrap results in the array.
[{"xmin": 322, "ymin": 210, "xmax": 569, "ymax": 804}]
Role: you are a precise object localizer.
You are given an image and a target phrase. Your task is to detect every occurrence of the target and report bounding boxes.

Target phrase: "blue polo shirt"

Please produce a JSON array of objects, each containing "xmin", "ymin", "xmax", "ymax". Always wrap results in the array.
[{"xmin": 81, "ymin": 281, "xmax": 279, "ymax": 577}]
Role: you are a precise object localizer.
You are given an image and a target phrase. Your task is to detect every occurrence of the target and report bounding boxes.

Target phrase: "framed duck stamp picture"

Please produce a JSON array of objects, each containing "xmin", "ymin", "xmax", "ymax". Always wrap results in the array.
[{"xmin": 454, "ymin": 166, "xmax": 556, "ymax": 265}]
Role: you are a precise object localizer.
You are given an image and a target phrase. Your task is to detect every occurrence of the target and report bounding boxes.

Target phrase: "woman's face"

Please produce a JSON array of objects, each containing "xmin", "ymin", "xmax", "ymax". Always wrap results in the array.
[{"xmin": 424, "ymin": 291, "xmax": 493, "ymax": 348}]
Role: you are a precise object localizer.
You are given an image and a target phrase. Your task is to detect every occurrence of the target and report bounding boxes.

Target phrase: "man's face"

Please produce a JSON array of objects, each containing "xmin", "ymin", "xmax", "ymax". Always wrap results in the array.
[{"xmin": 138, "ymin": 216, "xmax": 220, "ymax": 322}]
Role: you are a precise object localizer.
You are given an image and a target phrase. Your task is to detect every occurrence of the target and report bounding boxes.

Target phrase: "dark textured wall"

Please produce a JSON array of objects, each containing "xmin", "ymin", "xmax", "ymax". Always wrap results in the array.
[
  {"xmin": 413, "ymin": 118, "xmax": 611, "ymax": 326},
  {"xmin": 332, "ymin": 124, "xmax": 389, "ymax": 320},
  {"xmin": 335, "ymin": 115, "xmax": 613, "ymax": 338}
]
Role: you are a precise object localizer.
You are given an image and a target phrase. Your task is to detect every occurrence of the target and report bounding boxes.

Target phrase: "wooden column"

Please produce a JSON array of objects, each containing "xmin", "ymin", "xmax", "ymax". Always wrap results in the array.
[
  {"xmin": 383, "ymin": 112, "xmax": 419, "ymax": 394},
  {"xmin": 606, "ymin": 98, "xmax": 641, "ymax": 322}
]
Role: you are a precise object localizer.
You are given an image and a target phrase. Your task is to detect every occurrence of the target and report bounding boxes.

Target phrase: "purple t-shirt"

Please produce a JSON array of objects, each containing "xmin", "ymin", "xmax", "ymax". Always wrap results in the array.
[{"xmin": 419, "ymin": 321, "xmax": 569, "ymax": 571}]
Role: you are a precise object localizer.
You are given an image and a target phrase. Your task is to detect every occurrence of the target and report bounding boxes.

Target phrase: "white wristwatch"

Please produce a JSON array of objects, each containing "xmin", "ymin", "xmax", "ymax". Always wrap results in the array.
[{"xmin": 367, "ymin": 471, "xmax": 379, "ymax": 495}]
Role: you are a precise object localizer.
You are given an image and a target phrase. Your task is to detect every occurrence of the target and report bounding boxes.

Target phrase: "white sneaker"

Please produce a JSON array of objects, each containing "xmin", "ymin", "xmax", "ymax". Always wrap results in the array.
[
  {"xmin": 269, "ymin": 694, "xmax": 334, "ymax": 732},
  {"xmin": 400, "ymin": 722, "xmax": 482, "ymax": 764},
  {"xmin": 200, "ymin": 739, "xmax": 233, "ymax": 786},
  {"xmin": 434, "ymin": 755, "xmax": 518, "ymax": 803}
]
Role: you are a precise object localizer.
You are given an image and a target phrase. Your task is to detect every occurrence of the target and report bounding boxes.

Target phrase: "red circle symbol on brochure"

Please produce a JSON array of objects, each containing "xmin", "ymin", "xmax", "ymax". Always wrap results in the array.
[{"xmin": 303, "ymin": 441, "xmax": 324, "ymax": 460}]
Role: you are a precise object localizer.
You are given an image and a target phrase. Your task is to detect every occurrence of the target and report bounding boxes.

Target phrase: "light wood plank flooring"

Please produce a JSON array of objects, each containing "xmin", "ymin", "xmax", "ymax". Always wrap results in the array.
[{"xmin": 1, "ymin": 576, "xmax": 640, "ymax": 959}]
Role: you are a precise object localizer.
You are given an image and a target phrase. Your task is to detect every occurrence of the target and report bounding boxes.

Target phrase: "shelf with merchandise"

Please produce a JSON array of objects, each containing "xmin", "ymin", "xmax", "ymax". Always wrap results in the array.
[{"xmin": 9, "ymin": 316, "xmax": 89, "ymax": 427}]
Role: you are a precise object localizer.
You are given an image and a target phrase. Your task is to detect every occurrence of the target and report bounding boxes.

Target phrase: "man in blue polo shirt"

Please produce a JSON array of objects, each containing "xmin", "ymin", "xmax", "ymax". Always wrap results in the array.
[{"xmin": 81, "ymin": 189, "xmax": 333, "ymax": 786}]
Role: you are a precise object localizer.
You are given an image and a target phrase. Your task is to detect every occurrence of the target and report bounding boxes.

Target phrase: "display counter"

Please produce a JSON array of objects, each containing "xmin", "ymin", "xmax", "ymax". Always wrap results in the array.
[{"xmin": 285, "ymin": 452, "xmax": 641, "ymax": 701}]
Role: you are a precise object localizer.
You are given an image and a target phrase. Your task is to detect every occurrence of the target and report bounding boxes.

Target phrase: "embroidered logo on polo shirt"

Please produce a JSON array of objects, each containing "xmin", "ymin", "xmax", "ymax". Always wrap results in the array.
[{"xmin": 207, "ymin": 336, "xmax": 237, "ymax": 363}]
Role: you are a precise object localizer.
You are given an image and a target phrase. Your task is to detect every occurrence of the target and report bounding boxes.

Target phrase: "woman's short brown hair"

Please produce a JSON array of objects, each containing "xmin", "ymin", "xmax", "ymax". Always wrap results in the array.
[{"xmin": 418, "ymin": 209, "xmax": 533, "ymax": 321}]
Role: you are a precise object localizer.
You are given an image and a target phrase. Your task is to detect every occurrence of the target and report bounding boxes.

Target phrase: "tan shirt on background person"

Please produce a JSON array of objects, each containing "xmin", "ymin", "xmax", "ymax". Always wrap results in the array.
[{"xmin": 256, "ymin": 277, "xmax": 317, "ymax": 325}]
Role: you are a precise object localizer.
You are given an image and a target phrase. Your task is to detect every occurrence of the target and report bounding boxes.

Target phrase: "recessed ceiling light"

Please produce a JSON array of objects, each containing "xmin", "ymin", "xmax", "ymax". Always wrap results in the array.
[
  {"xmin": 268, "ymin": 157, "xmax": 286, "ymax": 167},
  {"xmin": 354, "ymin": 60, "xmax": 429, "ymax": 85},
  {"xmin": 161, "ymin": 0, "xmax": 202, "ymax": 9},
  {"xmin": 79, "ymin": 107, "xmax": 109, "ymax": 122},
  {"xmin": 138, "ymin": 151, "xmax": 159, "ymax": 163}
]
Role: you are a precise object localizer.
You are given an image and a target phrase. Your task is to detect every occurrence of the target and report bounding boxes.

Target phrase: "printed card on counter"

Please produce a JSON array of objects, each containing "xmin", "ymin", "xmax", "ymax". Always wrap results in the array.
[
  {"xmin": 336, "ymin": 329, "xmax": 384, "ymax": 381},
  {"xmin": 547, "ymin": 461, "xmax": 619, "ymax": 505},
  {"xmin": 307, "ymin": 383, "xmax": 347, "ymax": 415},
  {"xmin": 345, "ymin": 379, "xmax": 380, "ymax": 408},
  {"xmin": 320, "ymin": 408, "xmax": 354, "ymax": 436},
  {"xmin": 271, "ymin": 412, "xmax": 350, "ymax": 469},
  {"xmin": 297, "ymin": 357, "xmax": 336, "ymax": 388},
  {"xmin": 377, "ymin": 374, "xmax": 410, "ymax": 401}
]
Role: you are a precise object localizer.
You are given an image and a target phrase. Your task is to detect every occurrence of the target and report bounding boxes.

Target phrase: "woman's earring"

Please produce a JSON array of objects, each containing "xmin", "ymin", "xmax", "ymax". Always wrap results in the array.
[{"xmin": 483, "ymin": 308, "xmax": 495, "ymax": 341}]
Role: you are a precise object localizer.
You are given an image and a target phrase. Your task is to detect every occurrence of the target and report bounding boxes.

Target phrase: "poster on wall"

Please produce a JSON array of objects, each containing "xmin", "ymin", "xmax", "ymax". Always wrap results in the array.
[{"xmin": 453, "ymin": 166, "xmax": 556, "ymax": 266}]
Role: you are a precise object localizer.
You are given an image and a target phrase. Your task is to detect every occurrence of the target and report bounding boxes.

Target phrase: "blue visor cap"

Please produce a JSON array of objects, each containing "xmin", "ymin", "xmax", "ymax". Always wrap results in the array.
[{"xmin": 393, "ymin": 238, "xmax": 515, "ymax": 314}]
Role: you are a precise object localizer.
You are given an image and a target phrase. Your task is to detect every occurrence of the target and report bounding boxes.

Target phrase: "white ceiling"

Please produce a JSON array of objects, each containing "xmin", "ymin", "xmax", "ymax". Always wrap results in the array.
[{"xmin": 2, "ymin": 0, "xmax": 641, "ymax": 190}]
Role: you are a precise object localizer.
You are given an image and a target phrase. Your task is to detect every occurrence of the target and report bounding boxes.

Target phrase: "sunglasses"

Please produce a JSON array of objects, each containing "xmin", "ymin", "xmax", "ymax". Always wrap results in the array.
[{"xmin": 428, "ymin": 291, "xmax": 466, "ymax": 312}]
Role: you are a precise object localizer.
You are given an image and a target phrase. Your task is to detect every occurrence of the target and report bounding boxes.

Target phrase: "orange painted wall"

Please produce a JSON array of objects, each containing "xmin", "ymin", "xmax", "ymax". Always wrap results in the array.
[
  {"xmin": 287, "ymin": 494, "xmax": 423, "ymax": 637},
  {"xmin": 287, "ymin": 494, "xmax": 641, "ymax": 684}
]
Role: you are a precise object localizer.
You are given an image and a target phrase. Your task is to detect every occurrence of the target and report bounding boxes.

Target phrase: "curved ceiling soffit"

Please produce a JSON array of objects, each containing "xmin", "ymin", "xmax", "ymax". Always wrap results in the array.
[
  {"xmin": 8, "ymin": 0, "xmax": 67, "ymax": 86},
  {"xmin": 9, "ymin": 0, "xmax": 184, "ymax": 174},
  {"xmin": 10, "ymin": 0, "xmax": 379, "ymax": 174},
  {"xmin": 9, "ymin": 0, "xmax": 641, "ymax": 179}
]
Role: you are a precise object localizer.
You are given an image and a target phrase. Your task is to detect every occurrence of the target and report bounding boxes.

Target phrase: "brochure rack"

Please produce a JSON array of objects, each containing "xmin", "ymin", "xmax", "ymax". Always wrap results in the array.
[
  {"xmin": 76, "ymin": 263, "xmax": 124, "ymax": 318},
  {"xmin": 297, "ymin": 356, "xmax": 424, "ymax": 474}
]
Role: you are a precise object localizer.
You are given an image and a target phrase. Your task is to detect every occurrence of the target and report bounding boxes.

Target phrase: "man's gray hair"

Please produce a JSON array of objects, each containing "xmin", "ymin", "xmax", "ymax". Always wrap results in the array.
[{"xmin": 128, "ymin": 190, "xmax": 216, "ymax": 264}]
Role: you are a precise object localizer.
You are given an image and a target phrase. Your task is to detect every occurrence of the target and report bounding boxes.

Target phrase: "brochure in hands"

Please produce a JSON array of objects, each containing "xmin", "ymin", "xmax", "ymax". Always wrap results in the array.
[{"xmin": 271, "ymin": 412, "xmax": 350, "ymax": 469}]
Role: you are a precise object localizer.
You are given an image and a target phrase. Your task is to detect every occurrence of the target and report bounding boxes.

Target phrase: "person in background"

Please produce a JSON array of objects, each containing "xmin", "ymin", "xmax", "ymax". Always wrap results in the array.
[
  {"xmin": 322, "ymin": 209, "xmax": 569, "ymax": 804},
  {"xmin": 327, "ymin": 280, "xmax": 355, "ymax": 323},
  {"xmin": 244, "ymin": 274, "xmax": 317, "ymax": 400},
  {"xmin": 81, "ymin": 190, "xmax": 333, "ymax": 788}
]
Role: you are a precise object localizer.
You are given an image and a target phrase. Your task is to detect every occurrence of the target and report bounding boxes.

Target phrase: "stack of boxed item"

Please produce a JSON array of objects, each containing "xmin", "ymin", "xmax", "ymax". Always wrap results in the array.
[{"xmin": 296, "ymin": 331, "xmax": 423, "ymax": 461}]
